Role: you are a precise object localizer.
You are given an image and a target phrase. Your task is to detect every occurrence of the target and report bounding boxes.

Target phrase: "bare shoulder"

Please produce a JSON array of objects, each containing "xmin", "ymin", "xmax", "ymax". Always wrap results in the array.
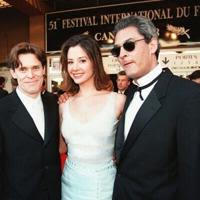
[{"xmin": 59, "ymin": 96, "xmax": 72, "ymax": 115}]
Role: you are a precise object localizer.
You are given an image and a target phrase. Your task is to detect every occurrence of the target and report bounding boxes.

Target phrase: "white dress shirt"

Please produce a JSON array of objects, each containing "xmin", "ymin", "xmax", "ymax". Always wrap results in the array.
[
  {"xmin": 16, "ymin": 88, "xmax": 45, "ymax": 139},
  {"xmin": 118, "ymin": 90, "xmax": 125, "ymax": 94},
  {"xmin": 124, "ymin": 65, "xmax": 162, "ymax": 140}
]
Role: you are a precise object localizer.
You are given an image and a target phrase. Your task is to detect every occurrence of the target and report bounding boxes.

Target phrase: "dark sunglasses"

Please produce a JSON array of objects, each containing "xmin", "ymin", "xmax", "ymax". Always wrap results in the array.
[{"xmin": 111, "ymin": 38, "xmax": 145, "ymax": 57}]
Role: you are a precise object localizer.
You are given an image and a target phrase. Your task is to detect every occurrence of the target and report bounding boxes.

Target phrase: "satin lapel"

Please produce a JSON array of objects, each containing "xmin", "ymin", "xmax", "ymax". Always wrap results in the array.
[
  {"xmin": 11, "ymin": 92, "xmax": 43, "ymax": 143},
  {"xmin": 120, "ymin": 69, "xmax": 173, "ymax": 161},
  {"xmin": 120, "ymin": 91, "xmax": 161, "ymax": 161},
  {"xmin": 124, "ymin": 84, "xmax": 137, "ymax": 112},
  {"xmin": 118, "ymin": 84, "xmax": 137, "ymax": 136}
]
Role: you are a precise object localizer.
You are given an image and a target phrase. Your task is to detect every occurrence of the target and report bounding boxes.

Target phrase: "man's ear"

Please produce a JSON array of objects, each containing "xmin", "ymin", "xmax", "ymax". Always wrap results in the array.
[
  {"xmin": 10, "ymin": 69, "xmax": 17, "ymax": 79},
  {"xmin": 149, "ymin": 38, "xmax": 158, "ymax": 54}
]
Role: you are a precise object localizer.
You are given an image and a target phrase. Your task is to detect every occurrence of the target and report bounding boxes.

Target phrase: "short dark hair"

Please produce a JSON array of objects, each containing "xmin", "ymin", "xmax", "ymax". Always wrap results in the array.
[
  {"xmin": 187, "ymin": 70, "xmax": 200, "ymax": 80},
  {"xmin": 118, "ymin": 71, "xmax": 126, "ymax": 76},
  {"xmin": 8, "ymin": 42, "xmax": 46, "ymax": 70},
  {"xmin": 113, "ymin": 16, "xmax": 160, "ymax": 59},
  {"xmin": 117, "ymin": 71, "xmax": 132, "ymax": 81},
  {"xmin": 60, "ymin": 34, "xmax": 112, "ymax": 94}
]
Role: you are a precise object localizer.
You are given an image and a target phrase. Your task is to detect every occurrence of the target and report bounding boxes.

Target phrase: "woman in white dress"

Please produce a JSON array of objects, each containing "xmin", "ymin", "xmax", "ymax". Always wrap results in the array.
[{"xmin": 59, "ymin": 34, "xmax": 126, "ymax": 200}]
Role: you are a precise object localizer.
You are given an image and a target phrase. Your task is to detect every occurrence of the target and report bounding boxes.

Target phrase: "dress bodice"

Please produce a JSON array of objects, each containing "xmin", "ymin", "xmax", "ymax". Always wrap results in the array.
[{"xmin": 61, "ymin": 92, "xmax": 118, "ymax": 164}]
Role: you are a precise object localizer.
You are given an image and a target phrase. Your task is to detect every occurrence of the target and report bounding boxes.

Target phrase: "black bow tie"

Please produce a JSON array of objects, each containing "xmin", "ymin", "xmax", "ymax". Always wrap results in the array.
[{"xmin": 136, "ymin": 73, "xmax": 162, "ymax": 101}]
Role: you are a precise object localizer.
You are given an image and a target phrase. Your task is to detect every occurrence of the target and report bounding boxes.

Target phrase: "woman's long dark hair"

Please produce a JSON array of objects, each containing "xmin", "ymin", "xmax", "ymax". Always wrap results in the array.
[{"xmin": 60, "ymin": 34, "xmax": 112, "ymax": 95}]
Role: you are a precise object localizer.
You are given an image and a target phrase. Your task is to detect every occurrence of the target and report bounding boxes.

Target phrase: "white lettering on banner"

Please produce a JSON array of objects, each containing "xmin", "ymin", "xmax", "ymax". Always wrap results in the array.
[
  {"xmin": 48, "ymin": 5, "xmax": 200, "ymax": 31},
  {"xmin": 94, "ymin": 32, "xmax": 114, "ymax": 41},
  {"xmin": 176, "ymin": 6, "xmax": 190, "ymax": 18},
  {"xmin": 62, "ymin": 16, "xmax": 98, "ymax": 28},
  {"xmin": 194, "ymin": 5, "xmax": 200, "ymax": 16}
]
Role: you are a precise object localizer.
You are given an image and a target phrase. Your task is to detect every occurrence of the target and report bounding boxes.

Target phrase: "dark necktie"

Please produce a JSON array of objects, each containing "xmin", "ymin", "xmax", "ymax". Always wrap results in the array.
[{"xmin": 136, "ymin": 73, "xmax": 162, "ymax": 101}]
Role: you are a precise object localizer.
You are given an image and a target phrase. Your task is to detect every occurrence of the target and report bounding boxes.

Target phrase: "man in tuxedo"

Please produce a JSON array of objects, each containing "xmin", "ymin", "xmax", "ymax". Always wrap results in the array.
[
  {"xmin": 0, "ymin": 42, "xmax": 61, "ymax": 200},
  {"xmin": 111, "ymin": 16, "xmax": 200, "ymax": 200},
  {"xmin": 0, "ymin": 76, "xmax": 8, "ymax": 98},
  {"xmin": 116, "ymin": 70, "xmax": 131, "ymax": 95}
]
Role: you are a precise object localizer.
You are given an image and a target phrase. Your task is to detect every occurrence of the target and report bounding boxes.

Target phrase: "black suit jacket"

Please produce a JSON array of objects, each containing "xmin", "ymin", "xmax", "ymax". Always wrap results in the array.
[
  {"xmin": 0, "ymin": 91, "xmax": 61, "ymax": 200},
  {"xmin": 114, "ymin": 84, "xmax": 133, "ymax": 96},
  {"xmin": 113, "ymin": 69, "xmax": 200, "ymax": 200}
]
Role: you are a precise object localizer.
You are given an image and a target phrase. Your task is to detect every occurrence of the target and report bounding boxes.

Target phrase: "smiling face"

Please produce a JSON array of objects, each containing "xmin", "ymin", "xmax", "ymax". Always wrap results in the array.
[
  {"xmin": 10, "ymin": 53, "xmax": 45, "ymax": 98},
  {"xmin": 114, "ymin": 26, "xmax": 158, "ymax": 80},
  {"xmin": 67, "ymin": 45, "xmax": 94, "ymax": 86}
]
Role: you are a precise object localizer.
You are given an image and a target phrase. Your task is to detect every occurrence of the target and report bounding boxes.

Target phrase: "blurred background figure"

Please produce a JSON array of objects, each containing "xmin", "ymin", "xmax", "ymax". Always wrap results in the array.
[
  {"xmin": 11, "ymin": 77, "xmax": 18, "ymax": 91},
  {"xmin": 0, "ymin": 76, "xmax": 9, "ymax": 98},
  {"xmin": 116, "ymin": 71, "xmax": 131, "ymax": 95},
  {"xmin": 187, "ymin": 70, "xmax": 200, "ymax": 84},
  {"xmin": 41, "ymin": 75, "xmax": 48, "ymax": 95},
  {"xmin": 52, "ymin": 80, "xmax": 65, "ymax": 97}
]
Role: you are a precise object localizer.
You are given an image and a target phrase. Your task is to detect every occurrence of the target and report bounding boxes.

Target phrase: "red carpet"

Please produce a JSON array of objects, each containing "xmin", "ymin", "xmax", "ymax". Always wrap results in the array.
[{"xmin": 60, "ymin": 153, "xmax": 67, "ymax": 171}]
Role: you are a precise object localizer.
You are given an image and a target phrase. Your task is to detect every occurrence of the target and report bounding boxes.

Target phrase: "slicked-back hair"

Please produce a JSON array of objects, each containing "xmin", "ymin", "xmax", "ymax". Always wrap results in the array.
[
  {"xmin": 113, "ymin": 16, "xmax": 160, "ymax": 59},
  {"xmin": 8, "ymin": 42, "xmax": 46, "ymax": 70},
  {"xmin": 60, "ymin": 34, "xmax": 112, "ymax": 95}
]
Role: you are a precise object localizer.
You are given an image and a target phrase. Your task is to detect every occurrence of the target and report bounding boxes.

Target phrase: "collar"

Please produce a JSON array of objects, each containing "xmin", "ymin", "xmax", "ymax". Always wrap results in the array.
[
  {"xmin": 133, "ymin": 64, "xmax": 162, "ymax": 87},
  {"xmin": 16, "ymin": 87, "xmax": 42, "ymax": 106}
]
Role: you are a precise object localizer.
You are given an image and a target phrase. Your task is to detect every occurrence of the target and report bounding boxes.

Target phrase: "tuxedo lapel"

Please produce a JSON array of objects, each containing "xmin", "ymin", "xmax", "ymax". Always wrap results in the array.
[
  {"xmin": 120, "ymin": 90, "xmax": 161, "ymax": 160},
  {"xmin": 11, "ymin": 92, "xmax": 43, "ymax": 143},
  {"xmin": 124, "ymin": 84, "xmax": 137, "ymax": 112},
  {"xmin": 119, "ymin": 69, "xmax": 173, "ymax": 162}
]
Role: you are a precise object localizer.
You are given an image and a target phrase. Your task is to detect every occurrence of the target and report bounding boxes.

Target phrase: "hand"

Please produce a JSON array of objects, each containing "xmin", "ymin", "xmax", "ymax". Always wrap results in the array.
[{"xmin": 58, "ymin": 92, "xmax": 70, "ymax": 104}]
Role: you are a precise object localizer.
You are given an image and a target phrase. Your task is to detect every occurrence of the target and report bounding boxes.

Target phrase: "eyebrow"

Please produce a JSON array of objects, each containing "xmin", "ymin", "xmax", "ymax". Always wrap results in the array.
[
  {"xmin": 68, "ymin": 56, "xmax": 87, "ymax": 60},
  {"xmin": 115, "ymin": 38, "xmax": 135, "ymax": 46},
  {"xmin": 19, "ymin": 65, "xmax": 41, "ymax": 68}
]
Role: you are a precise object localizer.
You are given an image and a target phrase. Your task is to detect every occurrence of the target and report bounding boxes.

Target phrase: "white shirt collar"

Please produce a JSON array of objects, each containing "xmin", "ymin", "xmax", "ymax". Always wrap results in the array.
[
  {"xmin": 16, "ymin": 87, "xmax": 42, "ymax": 106},
  {"xmin": 16, "ymin": 87, "xmax": 45, "ymax": 139},
  {"xmin": 133, "ymin": 64, "xmax": 162, "ymax": 87}
]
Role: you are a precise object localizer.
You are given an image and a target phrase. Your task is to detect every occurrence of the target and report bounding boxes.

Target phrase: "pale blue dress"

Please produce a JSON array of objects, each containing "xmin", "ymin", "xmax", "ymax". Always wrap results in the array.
[{"xmin": 61, "ymin": 92, "xmax": 118, "ymax": 200}]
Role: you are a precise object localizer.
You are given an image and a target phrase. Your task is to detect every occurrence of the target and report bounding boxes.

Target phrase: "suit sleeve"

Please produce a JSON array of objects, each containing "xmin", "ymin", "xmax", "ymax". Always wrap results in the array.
[{"xmin": 177, "ymin": 90, "xmax": 200, "ymax": 200}]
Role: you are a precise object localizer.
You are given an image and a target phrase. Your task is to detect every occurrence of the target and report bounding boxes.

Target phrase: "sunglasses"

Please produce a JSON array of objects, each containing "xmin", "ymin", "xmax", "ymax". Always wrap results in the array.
[{"xmin": 111, "ymin": 38, "xmax": 145, "ymax": 57}]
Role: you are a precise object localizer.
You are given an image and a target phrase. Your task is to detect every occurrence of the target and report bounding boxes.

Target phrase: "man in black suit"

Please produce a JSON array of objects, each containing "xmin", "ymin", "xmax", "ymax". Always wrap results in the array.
[
  {"xmin": 0, "ymin": 76, "xmax": 8, "ymax": 98},
  {"xmin": 116, "ymin": 70, "xmax": 131, "ymax": 95},
  {"xmin": 0, "ymin": 42, "xmax": 61, "ymax": 200},
  {"xmin": 111, "ymin": 16, "xmax": 200, "ymax": 200}
]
